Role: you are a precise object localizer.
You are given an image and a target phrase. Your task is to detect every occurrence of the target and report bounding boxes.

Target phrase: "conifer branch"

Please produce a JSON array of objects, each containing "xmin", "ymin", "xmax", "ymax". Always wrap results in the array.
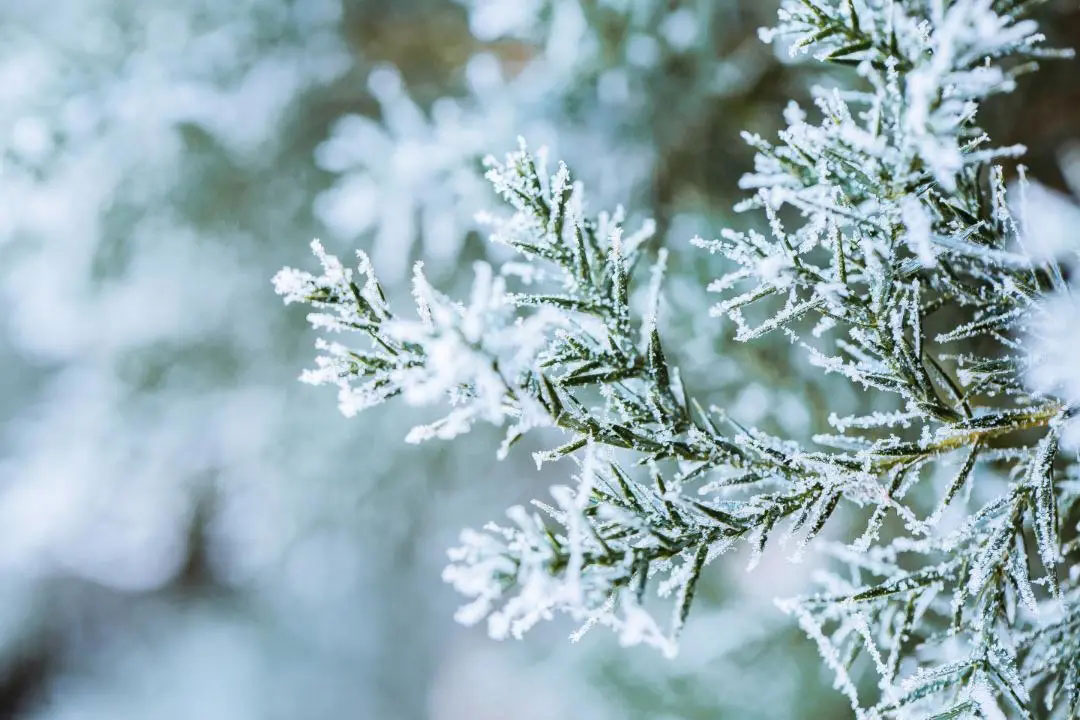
[{"xmin": 277, "ymin": 1, "xmax": 1080, "ymax": 715}]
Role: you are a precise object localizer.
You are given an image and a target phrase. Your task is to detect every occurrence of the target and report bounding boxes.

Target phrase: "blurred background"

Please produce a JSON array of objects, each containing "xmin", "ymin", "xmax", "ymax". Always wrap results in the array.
[{"xmin": 0, "ymin": 1, "xmax": 1077, "ymax": 718}]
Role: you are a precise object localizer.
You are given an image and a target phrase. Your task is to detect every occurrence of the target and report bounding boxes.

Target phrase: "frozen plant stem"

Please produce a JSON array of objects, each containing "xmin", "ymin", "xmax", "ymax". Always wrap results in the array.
[{"xmin": 278, "ymin": 1, "xmax": 1080, "ymax": 717}]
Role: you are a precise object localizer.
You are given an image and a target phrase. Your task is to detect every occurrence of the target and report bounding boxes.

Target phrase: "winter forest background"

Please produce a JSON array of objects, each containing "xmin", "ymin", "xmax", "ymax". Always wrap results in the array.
[{"xmin": 2, "ymin": 1, "xmax": 1080, "ymax": 718}]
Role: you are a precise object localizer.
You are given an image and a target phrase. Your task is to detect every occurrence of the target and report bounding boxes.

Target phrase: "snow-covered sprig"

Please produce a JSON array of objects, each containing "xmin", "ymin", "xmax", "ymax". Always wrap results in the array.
[
  {"xmin": 274, "ymin": 237, "xmax": 560, "ymax": 444},
  {"xmin": 779, "ymin": 434, "xmax": 1073, "ymax": 718},
  {"xmin": 764, "ymin": 0, "xmax": 1070, "ymax": 191},
  {"xmin": 701, "ymin": 0, "xmax": 1079, "ymax": 715}
]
